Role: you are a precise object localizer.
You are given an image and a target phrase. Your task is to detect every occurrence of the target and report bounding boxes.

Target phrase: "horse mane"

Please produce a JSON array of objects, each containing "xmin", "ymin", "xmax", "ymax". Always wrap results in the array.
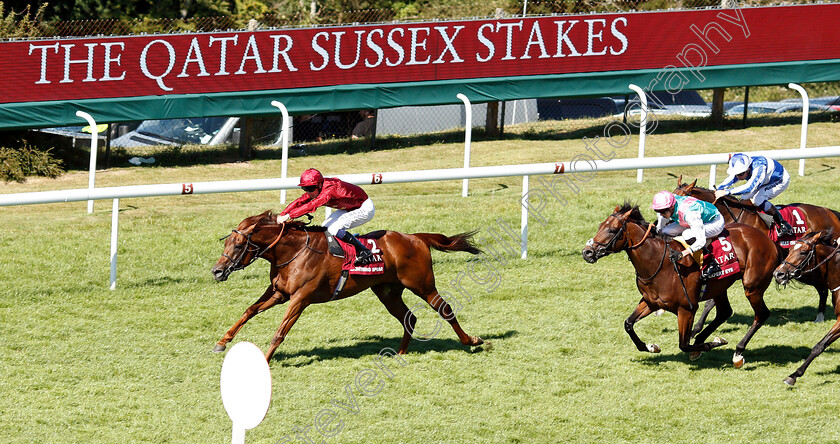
[
  {"xmin": 615, "ymin": 201, "xmax": 651, "ymax": 227},
  {"xmin": 678, "ymin": 182, "xmax": 756, "ymax": 211},
  {"xmin": 801, "ymin": 230, "xmax": 837, "ymax": 247}
]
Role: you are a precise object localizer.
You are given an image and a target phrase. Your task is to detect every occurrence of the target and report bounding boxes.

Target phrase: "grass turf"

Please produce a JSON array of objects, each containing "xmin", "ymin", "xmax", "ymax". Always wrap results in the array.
[{"xmin": 1, "ymin": 117, "xmax": 840, "ymax": 442}]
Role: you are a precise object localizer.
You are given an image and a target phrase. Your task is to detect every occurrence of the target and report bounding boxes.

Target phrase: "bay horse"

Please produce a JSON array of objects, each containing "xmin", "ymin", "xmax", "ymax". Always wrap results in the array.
[
  {"xmin": 581, "ymin": 203, "xmax": 778, "ymax": 367},
  {"xmin": 675, "ymin": 177, "xmax": 840, "ymax": 324},
  {"xmin": 210, "ymin": 211, "xmax": 486, "ymax": 362},
  {"xmin": 774, "ymin": 231, "xmax": 840, "ymax": 385}
]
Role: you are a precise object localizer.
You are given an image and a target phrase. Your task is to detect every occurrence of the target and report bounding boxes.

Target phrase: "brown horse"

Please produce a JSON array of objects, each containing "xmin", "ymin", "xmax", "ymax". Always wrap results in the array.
[
  {"xmin": 210, "ymin": 211, "xmax": 486, "ymax": 362},
  {"xmin": 774, "ymin": 231, "xmax": 840, "ymax": 385},
  {"xmin": 581, "ymin": 203, "xmax": 778, "ymax": 367},
  {"xmin": 675, "ymin": 177, "xmax": 840, "ymax": 323}
]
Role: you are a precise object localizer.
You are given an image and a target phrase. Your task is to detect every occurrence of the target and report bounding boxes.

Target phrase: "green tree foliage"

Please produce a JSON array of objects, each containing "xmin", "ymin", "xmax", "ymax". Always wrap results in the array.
[{"xmin": 0, "ymin": 2, "xmax": 47, "ymax": 38}]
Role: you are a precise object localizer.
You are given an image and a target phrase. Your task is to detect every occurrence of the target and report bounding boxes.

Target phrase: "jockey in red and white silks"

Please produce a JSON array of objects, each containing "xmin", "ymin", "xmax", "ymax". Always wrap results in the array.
[{"xmin": 278, "ymin": 168, "xmax": 376, "ymax": 265}]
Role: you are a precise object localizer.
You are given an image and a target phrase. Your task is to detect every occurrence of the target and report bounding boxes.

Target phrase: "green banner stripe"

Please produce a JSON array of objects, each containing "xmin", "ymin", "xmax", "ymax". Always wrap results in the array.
[{"xmin": 3, "ymin": 58, "xmax": 839, "ymax": 130}]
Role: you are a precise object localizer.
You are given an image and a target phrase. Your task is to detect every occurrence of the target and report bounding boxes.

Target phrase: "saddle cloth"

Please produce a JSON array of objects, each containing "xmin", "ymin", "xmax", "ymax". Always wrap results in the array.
[
  {"xmin": 338, "ymin": 234, "xmax": 385, "ymax": 275},
  {"xmin": 701, "ymin": 233, "xmax": 741, "ymax": 280},
  {"xmin": 767, "ymin": 205, "xmax": 809, "ymax": 248},
  {"xmin": 675, "ymin": 232, "xmax": 740, "ymax": 280}
]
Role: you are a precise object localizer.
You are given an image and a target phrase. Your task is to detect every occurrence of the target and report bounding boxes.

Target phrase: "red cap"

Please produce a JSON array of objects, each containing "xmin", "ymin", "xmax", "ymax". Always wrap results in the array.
[{"xmin": 298, "ymin": 168, "xmax": 324, "ymax": 187}]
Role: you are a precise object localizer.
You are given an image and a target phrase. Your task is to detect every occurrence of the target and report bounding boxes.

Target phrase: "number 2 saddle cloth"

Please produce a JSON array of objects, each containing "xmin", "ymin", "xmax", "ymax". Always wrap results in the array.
[{"xmin": 325, "ymin": 231, "xmax": 386, "ymax": 276}]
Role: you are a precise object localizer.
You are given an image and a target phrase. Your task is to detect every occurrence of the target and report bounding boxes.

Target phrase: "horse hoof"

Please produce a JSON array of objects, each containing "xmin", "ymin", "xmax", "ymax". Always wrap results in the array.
[
  {"xmin": 689, "ymin": 351, "xmax": 702, "ymax": 361},
  {"xmin": 783, "ymin": 376, "xmax": 796, "ymax": 386},
  {"xmin": 654, "ymin": 309, "xmax": 665, "ymax": 316},
  {"xmin": 647, "ymin": 343, "xmax": 661, "ymax": 353},
  {"xmin": 212, "ymin": 344, "xmax": 226, "ymax": 353},
  {"xmin": 733, "ymin": 354, "xmax": 745, "ymax": 369},
  {"xmin": 713, "ymin": 336, "xmax": 728, "ymax": 346},
  {"xmin": 815, "ymin": 313, "xmax": 825, "ymax": 323}
]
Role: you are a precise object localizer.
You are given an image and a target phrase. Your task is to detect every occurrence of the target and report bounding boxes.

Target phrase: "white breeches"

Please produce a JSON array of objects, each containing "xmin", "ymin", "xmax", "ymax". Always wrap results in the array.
[{"xmin": 324, "ymin": 198, "xmax": 375, "ymax": 236}]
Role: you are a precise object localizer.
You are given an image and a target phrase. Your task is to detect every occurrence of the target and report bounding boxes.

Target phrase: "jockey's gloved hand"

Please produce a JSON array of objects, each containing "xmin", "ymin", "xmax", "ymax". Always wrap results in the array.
[
  {"xmin": 670, "ymin": 250, "xmax": 683, "ymax": 262},
  {"xmin": 277, "ymin": 214, "xmax": 291, "ymax": 224}
]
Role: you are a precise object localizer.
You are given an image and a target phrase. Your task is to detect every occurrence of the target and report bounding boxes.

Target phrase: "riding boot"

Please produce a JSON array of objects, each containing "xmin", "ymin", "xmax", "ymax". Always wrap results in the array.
[
  {"xmin": 766, "ymin": 203, "xmax": 794, "ymax": 236},
  {"xmin": 701, "ymin": 257, "xmax": 722, "ymax": 281},
  {"xmin": 338, "ymin": 230, "xmax": 374, "ymax": 266}
]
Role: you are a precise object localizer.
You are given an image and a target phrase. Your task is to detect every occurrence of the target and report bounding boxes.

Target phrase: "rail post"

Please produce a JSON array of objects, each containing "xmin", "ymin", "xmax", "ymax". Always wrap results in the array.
[
  {"xmin": 788, "ymin": 83, "xmax": 809, "ymax": 176},
  {"xmin": 271, "ymin": 101, "xmax": 291, "ymax": 203},
  {"xmin": 457, "ymin": 93, "xmax": 472, "ymax": 197},
  {"xmin": 628, "ymin": 85, "xmax": 648, "ymax": 183},
  {"xmin": 76, "ymin": 111, "xmax": 99, "ymax": 214}
]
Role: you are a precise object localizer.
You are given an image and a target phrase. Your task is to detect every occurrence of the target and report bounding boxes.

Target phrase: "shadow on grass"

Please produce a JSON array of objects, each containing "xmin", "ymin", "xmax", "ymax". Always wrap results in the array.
[
  {"xmin": 634, "ymin": 344, "xmax": 835, "ymax": 369},
  {"xmin": 695, "ymin": 305, "xmax": 831, "ymax": 328},
  {"xmin": 273, "ymin": 330, "xmax": 518, "ymax": 366}
]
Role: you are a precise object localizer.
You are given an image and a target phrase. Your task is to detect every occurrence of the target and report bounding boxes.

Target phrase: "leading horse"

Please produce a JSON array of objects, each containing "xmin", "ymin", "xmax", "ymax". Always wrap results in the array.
[
  {"xmin": 774, "ymin": 231, "xmax": 840, "ymax": 385},
  {"xmin": 211, "ymin": 211, "xmax": 486, "ymax": 362},
  {"xmin": 675, "ymin": 177, "xmax": 840, "ymax": 323},
  {"xmin": 582, "ymin": 203, "xmax": 778, "ymax": 367}
]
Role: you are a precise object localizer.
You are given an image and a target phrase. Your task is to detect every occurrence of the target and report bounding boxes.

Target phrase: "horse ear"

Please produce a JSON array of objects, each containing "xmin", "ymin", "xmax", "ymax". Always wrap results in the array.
[
  {"xmin": 621, "ymin": 209, "xmax": 634, "ymax": 219},
  {"xmin": 614, "ymin": 205, "xmax": 621, "ymax": 213},
  {"xmin": 677, "ymin": 174, "xmax": 683, "ymax": 186},
  {"xmin": 690, "ymin": 179, "xmax": 697, "ymax": 188}
]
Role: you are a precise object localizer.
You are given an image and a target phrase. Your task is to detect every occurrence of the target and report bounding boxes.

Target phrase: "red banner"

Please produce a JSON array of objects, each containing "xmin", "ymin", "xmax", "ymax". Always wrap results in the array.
[{"xmin": 1, "ymin": 4, "xmax": 837, "ymax": 105}]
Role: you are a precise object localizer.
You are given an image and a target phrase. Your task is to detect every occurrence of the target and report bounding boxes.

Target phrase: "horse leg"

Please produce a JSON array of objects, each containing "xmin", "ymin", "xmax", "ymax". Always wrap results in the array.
[
  {"xmin": 677, "ymin": 305, "xmax": 729, "ymax": 359},
  {"xmin": 213, "ymin": 285, "xmax": 284, "ymax": 353},
  {"xmin": 426, "ymin": 291, "xmax": 484, "ymax": 348},
  {"xmin": 371, "ymin": 283, "xmax": 414, "ymax": 354},
  {"xmin": 264, "ymin": 296, "xmax": 309, "ymax": 362},
  {"xmin": 624, "ymin": 298, "xmax": 661, "ymax": 353},
  {"xmin": 784, "ymin": 314, "xmax": 840, "ymax": 386},
  {"xmin": 692, "ymin": 292, "xmax": 733, "ymax": 345},
  {"xmin": 403, "ymin": 269, "xmax": 483, "ymax": 349},
  {"xmin": 815, "ymin": 284, "xmax": 828, "ymax": 323},
  {"xmin": 732, "ymin": 286, "xmax": 772, "ymax": 369},
  {"xmin": 691, "ymin": 299, "xmax": 716, "ymax": 339},
  {"xmin": 687, "ymin": 293, "xmax": 732, "ymax": 360}
]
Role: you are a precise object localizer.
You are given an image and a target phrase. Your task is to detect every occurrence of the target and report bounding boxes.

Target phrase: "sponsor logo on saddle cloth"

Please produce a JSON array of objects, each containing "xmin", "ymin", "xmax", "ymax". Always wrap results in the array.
[
  {"xmin": 767, "ymin": 206, "xmax": 809, "ymax": 248},
  {"xmin": 703, "ymin": 235, "xmax": 741, "ymax": 280},
  {"xmin": 339, "ymin": 235, "xmax": 385, "ymax": 275}
]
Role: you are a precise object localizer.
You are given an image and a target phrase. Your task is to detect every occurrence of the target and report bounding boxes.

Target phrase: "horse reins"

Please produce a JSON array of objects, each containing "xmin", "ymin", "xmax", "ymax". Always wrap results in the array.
[
  {"xmin": 597, "ymin": 215, "xmax": 664, "ymax": 282},
  {"xmin": 782, "ymin": 239, "xmax": 840, "ymax": 278},
  {"xmin": 635, "ymin": 242, "xmax": 667, "ymax": 283},
  {"xmin": 274, "ymin": 228, "xmax": 323, "ymax": 268},
  {"xmin": 221, "ymin": 223, "xmax": 287, "ymax": 270}
]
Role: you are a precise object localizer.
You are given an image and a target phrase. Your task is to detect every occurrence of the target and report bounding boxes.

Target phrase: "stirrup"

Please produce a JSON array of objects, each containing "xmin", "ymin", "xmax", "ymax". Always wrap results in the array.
[
  {"xmin": 701, "ymin": 262, "xmax": 721, "ymax": 281},
  {"xmin": 354, "ymin": 250, "xmax": 374, "ymax": 266},
  {"xmin": 777, "ymin": 223, "xmax": 795, "ymax": 237}
]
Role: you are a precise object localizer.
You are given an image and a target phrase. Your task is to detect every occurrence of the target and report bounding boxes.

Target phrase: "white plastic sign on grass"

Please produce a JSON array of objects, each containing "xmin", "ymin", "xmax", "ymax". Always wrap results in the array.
[{"xmin": 220, "ymin": 342, "xmax": 272, "ymax": 444}]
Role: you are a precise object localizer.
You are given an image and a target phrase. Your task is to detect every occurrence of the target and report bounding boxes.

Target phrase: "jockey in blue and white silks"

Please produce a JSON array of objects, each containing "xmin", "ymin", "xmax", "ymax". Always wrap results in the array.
[
  {"xmin": 652, "ymin": 191, "xmax": 725, "ymax": 257},
  {"xmin": 714, "ymin": 153, "xmax": 793, "ymax": 236}
]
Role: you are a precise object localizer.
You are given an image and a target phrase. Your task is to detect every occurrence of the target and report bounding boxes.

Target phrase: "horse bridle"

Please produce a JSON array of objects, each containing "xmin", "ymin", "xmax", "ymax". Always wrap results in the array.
[
  {"xmin": 780, "ymin": 238, "xmax": 840, "ymax": 279},
  {"xmin": 595, "ymin": 213, "xmax": 690, "ymax": 308},
  {"xmin": 220, "ymin": 224, "xmax": 286, "ymax": 271},
  {"xmin": 591, "ymin": 214, "xmax": 654, "ymax": 256}
]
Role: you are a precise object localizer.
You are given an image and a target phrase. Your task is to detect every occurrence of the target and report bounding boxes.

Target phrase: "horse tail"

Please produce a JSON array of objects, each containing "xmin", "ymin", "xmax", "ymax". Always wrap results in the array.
[{"xmin": 413, "ymin": 230, "xmax": 482, "ymax": 255}]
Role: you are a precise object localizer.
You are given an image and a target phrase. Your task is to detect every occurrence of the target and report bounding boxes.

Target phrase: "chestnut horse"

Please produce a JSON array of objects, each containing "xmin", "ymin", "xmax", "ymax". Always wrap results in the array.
[
  {"xmin": 675, "ymin": 178, "xmax": 840, "ymax": 324},
  {"xmin": 582, "ymin": 204, "xmax": 777, "ymax": 368},
  {"xmin": 774, "ymin": 231, "xmax": 840, "ymax": 385},
  {"xmin": 210, "ymin": 211, "xmax": 485, "ymax": 362}
]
